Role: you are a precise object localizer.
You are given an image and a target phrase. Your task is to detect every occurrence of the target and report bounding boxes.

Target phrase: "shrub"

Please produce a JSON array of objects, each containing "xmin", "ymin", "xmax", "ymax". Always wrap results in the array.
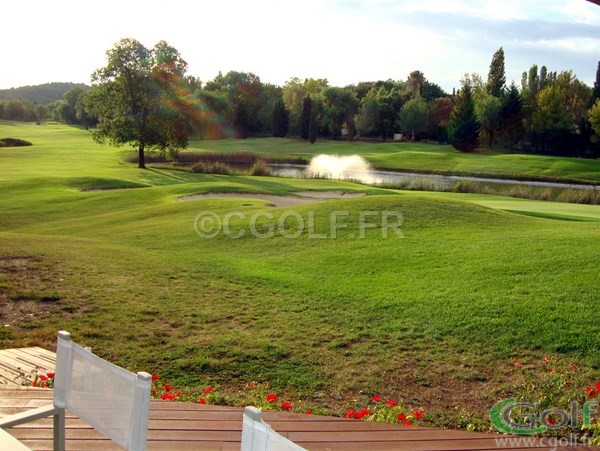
[
  {"xmin": 0, "ymin": 138, "xmax": 33, "ymax": 147},
  {"xmin": 191, "ymin": 162, "xmax": 234, "ymax": 175}
]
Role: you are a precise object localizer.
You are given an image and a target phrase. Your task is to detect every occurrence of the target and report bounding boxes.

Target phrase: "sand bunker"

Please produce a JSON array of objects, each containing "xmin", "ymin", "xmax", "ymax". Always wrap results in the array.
[{"xmin": 178, "ymin": 191, "xmax": 365, "ymax": 207}]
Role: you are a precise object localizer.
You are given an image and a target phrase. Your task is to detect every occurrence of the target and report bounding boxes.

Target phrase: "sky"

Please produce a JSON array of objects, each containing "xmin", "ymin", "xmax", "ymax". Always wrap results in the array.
[{"xmin": 1, "ymin": 0, "xmax": 599, "ymax": 93}]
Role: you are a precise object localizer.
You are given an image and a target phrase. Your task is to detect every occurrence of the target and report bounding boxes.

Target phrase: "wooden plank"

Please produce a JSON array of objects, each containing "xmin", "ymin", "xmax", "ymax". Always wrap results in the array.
[
  {"xmin": 295, "ymin": 441, "xmax": 549, "ymax": 450},
  {"xmin": 0, "ymin": 348, "xmax": 56, "ymax": 387},
  {"xmin": 0, "ymin": 348, "xmax": 55, "ymax": 371},
  {"xmin": 15, "ymin": 438, "xmax": 121, "ymax": 450}
]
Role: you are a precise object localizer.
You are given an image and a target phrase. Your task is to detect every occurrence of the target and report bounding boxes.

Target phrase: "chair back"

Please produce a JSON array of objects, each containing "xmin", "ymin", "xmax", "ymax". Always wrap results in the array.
[
  {"xmin": 53, "ymin": 331, "xmax": 151, "ymax": 450},
  {"xmin": 241, "ymin": 406, "xmax": 306, "ymax": 451}
]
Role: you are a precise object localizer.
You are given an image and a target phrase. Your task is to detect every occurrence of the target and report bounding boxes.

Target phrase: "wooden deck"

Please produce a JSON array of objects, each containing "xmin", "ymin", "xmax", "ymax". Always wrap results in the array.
[
  {"xmin": 0, "ymin": 347, "xmax": 56, "ymax": 386},
  {"xmin": 0, "ymin": 348, "xmax": 596, "ymax": 450}
]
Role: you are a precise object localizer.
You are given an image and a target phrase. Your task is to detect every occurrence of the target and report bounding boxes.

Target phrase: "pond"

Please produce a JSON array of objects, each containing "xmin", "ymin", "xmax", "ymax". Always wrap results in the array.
[{"xmin": 269, "ymin": 155, "xmax": 599, "ymax": 191}]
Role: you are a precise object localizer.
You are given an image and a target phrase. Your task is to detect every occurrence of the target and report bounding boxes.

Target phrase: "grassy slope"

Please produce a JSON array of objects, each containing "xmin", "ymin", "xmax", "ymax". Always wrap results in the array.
[
  {"xmin": 186, "ymin": 137, "xmax": 600, "ymax": 184},
  {"xmin": 1, "ymin": 122, "xmax": 599, "ymax": 422}
]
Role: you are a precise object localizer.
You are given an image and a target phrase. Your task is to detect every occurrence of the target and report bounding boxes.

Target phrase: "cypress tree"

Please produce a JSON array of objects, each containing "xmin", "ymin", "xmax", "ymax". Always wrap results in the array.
[
  {"xmin": 271, "ymin": 98, "xmax": 289, "ymax": 137},
  {"xmin": 308, "ymin": 112, "xmax": 317, "ymax": 144},
  {"xmin": 299, "ymin": 95, "xmax": 312, "ymax": 140},
  {"xmin": 448, "ymin": 83, "xmax": 479, "ymax": 152},
  {"xmin": 487, "ymin": 47, "xmax": 506, "ymax": 98}
]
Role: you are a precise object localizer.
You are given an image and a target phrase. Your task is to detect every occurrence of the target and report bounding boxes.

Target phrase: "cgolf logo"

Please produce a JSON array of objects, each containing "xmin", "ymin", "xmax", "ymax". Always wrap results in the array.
[{"xmin": 490, "ymin": 398, "xmax": 599, "ymax": 435}]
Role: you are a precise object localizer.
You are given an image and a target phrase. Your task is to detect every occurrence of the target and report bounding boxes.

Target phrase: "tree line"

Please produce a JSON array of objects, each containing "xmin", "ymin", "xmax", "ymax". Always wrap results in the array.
[
  {"xmin": 0, "ymin": 82, "xmax": 90, "ymax": 124},
  {"xmin": 4, "ymin": 39, "xmax": 600, "ymax": 162}
]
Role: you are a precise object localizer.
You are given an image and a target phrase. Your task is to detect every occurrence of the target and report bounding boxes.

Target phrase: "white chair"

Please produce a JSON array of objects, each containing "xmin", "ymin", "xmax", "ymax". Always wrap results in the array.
[
  {"xmin": 241, "ymin": 406, "xmax": 306, "ymax": 451},
  {"xmin": 0, "ymin": 331, "xmax": 152, "ymax": 451}
]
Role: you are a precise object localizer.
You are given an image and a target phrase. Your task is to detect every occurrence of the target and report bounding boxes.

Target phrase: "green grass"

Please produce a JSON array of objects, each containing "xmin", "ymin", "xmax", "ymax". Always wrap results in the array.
[
  {"xmin": 185, "ymin": 137, "xmax": 600, "ymax": 184},
  {"xmin": 1, "ymin": 122, "xmax": 599, "ymax": 424}
]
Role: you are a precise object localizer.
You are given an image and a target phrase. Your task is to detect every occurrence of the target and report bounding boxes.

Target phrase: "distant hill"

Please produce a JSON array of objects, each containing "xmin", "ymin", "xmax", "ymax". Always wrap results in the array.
[{"xmin": 0, "ymin": 82, "xmax": 90, "ymax": 104}]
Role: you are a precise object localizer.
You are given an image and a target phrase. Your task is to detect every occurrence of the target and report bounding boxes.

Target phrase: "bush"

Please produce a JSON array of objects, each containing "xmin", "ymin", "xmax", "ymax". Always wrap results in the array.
[
  {"xmin": 557, "ymin": 189, "xmax": 600, "ymax": 205},
  {"xmin": 249, "ymin": 160, "xmax": 272, "ymax": 176},
  {"xmin": 191, "ymin": 162, "xmax": 234, "ymax": 175},
  {"xmin": 0, "ymin": 138, "xmax": 33, "ymax": 147}
]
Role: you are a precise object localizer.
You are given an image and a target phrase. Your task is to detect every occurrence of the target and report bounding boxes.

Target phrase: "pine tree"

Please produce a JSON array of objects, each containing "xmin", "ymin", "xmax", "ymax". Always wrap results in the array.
[
  {"xmin": 447, "ymin": 83, "xmax": 479, "ymax": 152},
  {"xmin": 487, "ymin": 47, "xmax": 506, "ymax": 98},
  {"xmin": 271, "ymin": 98, "xmax": 289, "ymax": 137},
  {"xmin": 299, "ymin": 95, "xmax": 312, "ymax": 140}
]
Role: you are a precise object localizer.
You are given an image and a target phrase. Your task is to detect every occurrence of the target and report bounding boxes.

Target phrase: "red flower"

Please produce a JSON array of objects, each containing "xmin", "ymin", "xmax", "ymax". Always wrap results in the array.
[
  {"xmin": 247, "ymin": 384, "xmax": 255, "ymax": 390},
  {"xmin": 198, "ymin": 398, "xmax": 206, "ymax": 404},
  {"xmin": 387, "ymin": 400, "xmax": 398, "ymax": 407},
  {"xmin": 281, "ymin": 401, "xmax": 292, "ymax": 410},
  {"xmin": 596, "ymin": 382, "xmax": 600, "ymax": 392},
  {"xmin": 32, "ymin": 380, "xmax": 37, "ymax": 387},
  {"xmin": 305, "ymin": 411, "xmax": 313, "ymax": 415},
  {"xmin": 163, "ymin": 384, "xmax": 172, "ymax": 392},
  {"xmin": 203, "ymin": 386, "xmax": 214, "ymax": 394},
  {"xmin": 397, "ymin": 413, "xmax": 407, "ymax": 421},
  {"xmin": 372, "ymin": 395, "xmax": 381, "ymax": 402},
  {"xmin": 412, "ymin": 409, "xmax": 424, "ymax": 420},
  {"xmin": 174, "ymin": 391, "xmax": 181, "ymax": 398},
  {"xmin": 546, "ymin": 416, "xmax": 556, "ymax": 426},
  {"xmin": 586, "ymin": 386, "xmax": 597, "ymax": 399},
  {"xmin": 46, "ymin": 373, "xmax": 55, "ymax": 379},
  {"xmin": 345, "ymin": 409, "xmax": 356, "ymax": 418},
  {"xmin": 402, "ymin": 420, "xmax": 412, "ymax": 426},
  {"xmin": 152, "ymin": 389, "xmax": 157, "ymax": 395},
  {"xmin": 151, "ymin": 374, "xmax": 158, "ymax": 381},
  {"xmin": 39, "ymin": 375, "xmax": 47, "ymax": 381},
  {"xmin": 161, "ymin": 393, "xmax": 176, "ymax": 401},
  {"xmin": 354, "ymin": 409, "xmax": 369, "ymax": 420},
  {"xmin": 266, "ymin": 394, "xmax": 277, "ymax": 403}
]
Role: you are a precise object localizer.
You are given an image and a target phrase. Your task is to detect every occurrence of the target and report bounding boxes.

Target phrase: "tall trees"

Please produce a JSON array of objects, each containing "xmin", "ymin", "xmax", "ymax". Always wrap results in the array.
[
  {"xmin": 271, "ymin": 98, "xmax": 289, "ymax": 137},
  {"xmin": 355, "ymin": 86, "xmax": 398, "ymax": 139},
  {"xmin": 308, "ymin": 111, "xmax": 317, "ymax": 144},
  {"xmin": 398, "ymin": 94, "xmax": 428, "ymax": 140},
  {"xmin": 530, "ymin": 71, "xmax": 592, "ymax": 154},
  {"xmin": 406, "ymin": 71, "xmax": 426, "ymax": 97},
  {"xmin": 219, "ymin": 71, "xmax": 263, "ymax": 138},
  {"xmin": 299, "ymin": 95, "xmax": 312, "ymax": 140},
  {"xmin": 448, "ymin": 82, "xmax": 479, "ymax": 152},
  {"xmin": 499, "ymin": 83, "xmax": 524, "ymax": 150},
  {"xmin": 322, "ymin": 87, "xmax": 358, "ymax": 139},
  {"xmin": 474, "ymin": 93, "xmax": 501, "ymax": 147},
  {"xmin": 589, "ymin": 99, "xmax": 600, "ymax": 141},
  {"xmin": 426, "ymin": 97, "xmax": 454, "ymax": 143},
  {"xmin": 487, "ymin": 47, "xmax": 506, "ymax": 98},
  {"xmin": 282, "ymin": 77, "xmax": 328, "ymax": 137},
  {"xmin": 590, "ymin": 61, "xmax": 600, "ymax": 107},
  {"xmin": 87, "ymin": 39, "xmax": 192, "ymax": 168},
  {"xmin": 532, "ymin": 83, "xmax": 573, "ymax": 153}
]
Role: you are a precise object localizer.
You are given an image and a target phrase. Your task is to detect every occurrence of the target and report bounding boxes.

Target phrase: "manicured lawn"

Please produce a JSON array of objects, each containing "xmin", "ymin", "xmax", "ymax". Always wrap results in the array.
[{"xmin": 1, "ymin": 122, "xmax": 599, "ymax": 425}]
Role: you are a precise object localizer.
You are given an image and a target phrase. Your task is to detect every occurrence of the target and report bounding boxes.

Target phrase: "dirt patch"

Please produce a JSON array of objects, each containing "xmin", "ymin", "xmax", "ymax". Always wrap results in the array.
[
  {"xmin": 0, "ymin": 257, "xmax": 67, "ymax": 329},
  {"xmin": 178, "ymin": 191, "xmax": 366, "ymax": 208}
]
